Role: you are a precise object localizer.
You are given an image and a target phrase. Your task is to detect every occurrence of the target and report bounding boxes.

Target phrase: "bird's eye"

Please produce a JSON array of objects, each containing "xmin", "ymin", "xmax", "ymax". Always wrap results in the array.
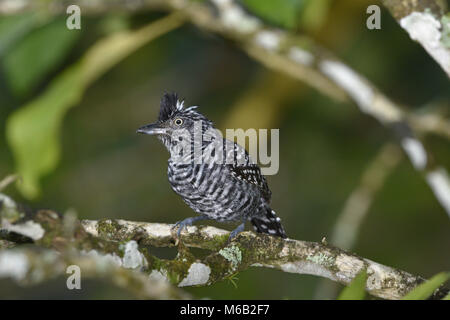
[{"xmin": 174, "ymin": 118, "xmax": 183, "ymax": 126}]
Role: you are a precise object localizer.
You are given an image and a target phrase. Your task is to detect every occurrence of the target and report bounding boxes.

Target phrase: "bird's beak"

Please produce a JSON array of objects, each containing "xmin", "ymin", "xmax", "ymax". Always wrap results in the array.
[{"xmin": 136, "ymin": 122, "xmax": 167, "ymax": 135}]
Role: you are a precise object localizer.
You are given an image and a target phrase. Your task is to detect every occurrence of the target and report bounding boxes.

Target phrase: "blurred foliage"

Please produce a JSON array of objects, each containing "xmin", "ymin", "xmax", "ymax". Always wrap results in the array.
[
  {"xmin": 6, "ymin": 65, "xmax": 82, "ymax": 199},
  {"xmin": 5, "ymin": 14, "xmax": 182, "ymax": 198},
  {"xmin": 240, "ymin": 0, "xmax": 332, "ymax": 31},
  {"xmin": 337, "ymin": 270, "xmax": 367, "ymax": 300},
  {"xmin": 299, "ymin": 0, "xmax": 332, "ymax": 32},
  {"xmin": 443, "ymin": 14, "xmax": 450, "ymax": 48},
  {"xmin": 0, "ymin": 0, "xmax": 449, "ymax": 299},
  {"xmin": 402, "ymin": 272, "xmax": 450, "ymax": 300},
  {"xmin": 0, "ymin": 13, "xmax": 42, "ymax": 56},
  {"xmin": 241, "ymin": 0, "xmax": 306, "ymax": 29},
  {"xmin": 3, "ymin": 18, "xmax": 79, "ymax": 97}
]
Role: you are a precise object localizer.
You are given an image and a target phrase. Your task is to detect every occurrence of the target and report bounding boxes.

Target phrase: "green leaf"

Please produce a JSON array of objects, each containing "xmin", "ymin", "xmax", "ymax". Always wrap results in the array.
[
  {"xmin": 6, "ymin": 14, "xmax": 184, "ymax": 199},
  {"xmin": 3, "ymin": 18, "xmax": 80, "ymax": 96},
  {"xmin": 403, "ymin": 272, "xmax": 450, "ymax": 300},
  {"xmin": 241, "ymin": 0, "xmax": 306, "ymax": 29},
  {"xmin": 227, "ymin": 272, "xmax": 239, "ymax": 289},
  {"xmin": 0, "ymin": 13, "xmax": 40, "ymax": 56},
  {"xmin": 6, "ymin": 65, "xmax": 83, "ymax": 198},
  {"xmin": 338, "ymin": 270, "xmax": 367, "ymax": 300}
]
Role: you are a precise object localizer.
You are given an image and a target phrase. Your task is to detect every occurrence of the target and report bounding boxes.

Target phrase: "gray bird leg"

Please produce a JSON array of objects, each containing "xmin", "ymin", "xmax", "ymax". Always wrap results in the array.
[
  {"xmin": 173, "ymin": 215, "xmax": 209, "ymax": 237},
  {"xmin": 228, "ymin": 221, "xmax": 246, "ymax": 242}
]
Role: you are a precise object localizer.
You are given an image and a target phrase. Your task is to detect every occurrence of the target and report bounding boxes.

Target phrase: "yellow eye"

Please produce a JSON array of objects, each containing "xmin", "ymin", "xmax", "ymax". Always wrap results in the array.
[{"xmin": 174, "ymin": 118, "xmax": 183, "ymax": 126}]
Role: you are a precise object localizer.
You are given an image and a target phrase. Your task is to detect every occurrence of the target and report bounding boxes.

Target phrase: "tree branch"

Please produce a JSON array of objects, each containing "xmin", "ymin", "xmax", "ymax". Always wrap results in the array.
[
  {"xmin": 0, "ymin": 246, "xmax": 191, "ymax": 299},
  {"xmin": 0, "ymin": 193, "xmax": 190, "ymax": 299},
  {"xmin": 381, "ymin": 0, "xmax": 450, "ymax": 77},
  {"xmin": 1, "ymin": 194, "xmax": 448, "ymax": 300}
]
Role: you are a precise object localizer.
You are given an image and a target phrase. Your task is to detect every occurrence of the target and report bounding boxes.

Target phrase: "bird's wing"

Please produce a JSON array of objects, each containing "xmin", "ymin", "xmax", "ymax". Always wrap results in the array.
[
  {"xmin": 228, "ymin": 164, "xmax": 271, "ymax": 201},
  {"xmin": 225, "ymin": 140, "xmax": 272, "ymax": 202}
]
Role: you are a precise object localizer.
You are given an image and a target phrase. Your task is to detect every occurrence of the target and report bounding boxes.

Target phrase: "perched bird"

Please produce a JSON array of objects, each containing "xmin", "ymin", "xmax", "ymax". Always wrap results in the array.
[{"xmin": 137, "ymin": 92, "xmax": 287, "ymax": 240}]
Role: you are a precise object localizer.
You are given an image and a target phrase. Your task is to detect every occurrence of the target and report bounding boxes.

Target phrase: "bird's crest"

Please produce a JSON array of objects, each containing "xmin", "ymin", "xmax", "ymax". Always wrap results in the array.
[
  {"xmin": 159, "ymin": 92, "xmax": 202, "ymax": 122},
  {"xmin": 158, "ymin": 92, "xmax": 185, "ymax": 122}
]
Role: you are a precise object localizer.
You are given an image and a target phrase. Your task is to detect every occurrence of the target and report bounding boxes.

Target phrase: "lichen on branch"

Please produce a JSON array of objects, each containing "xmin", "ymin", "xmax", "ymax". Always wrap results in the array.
[
  {"xmin": 382, "ymin": 0, "xmax": 450, "ymax": 77},
  {"xmin": 1, "ymin": 194, "xmax": 448, "ymax": 300}
]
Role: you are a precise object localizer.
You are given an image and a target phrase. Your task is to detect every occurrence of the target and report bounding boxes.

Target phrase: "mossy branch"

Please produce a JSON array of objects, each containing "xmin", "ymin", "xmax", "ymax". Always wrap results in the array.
[
  {"xmin": 82, "ymin": 219, "xmax": 450, "ymax": 300},
  {"xmin": 0, "ymin": 245, "xmax": 191, "ymax": 299},
  {"xmin": 1, "ymin": 194, "xmax": 448, "ymax": 300}
]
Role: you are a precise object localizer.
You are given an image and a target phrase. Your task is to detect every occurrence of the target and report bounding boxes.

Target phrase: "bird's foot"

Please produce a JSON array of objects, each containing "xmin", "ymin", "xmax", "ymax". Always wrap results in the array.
[
  {"xmin": 228, "ymin": 222, "xmax": 245, "ymax": 242},
  {"xmin": 172, "ymin": 216, "xmax": 207, "ymax": 238}
]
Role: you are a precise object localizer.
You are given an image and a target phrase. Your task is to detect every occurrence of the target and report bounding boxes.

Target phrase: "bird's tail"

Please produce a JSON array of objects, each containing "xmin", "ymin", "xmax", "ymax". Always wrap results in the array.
[{"xmin": 251, "ymin": 207, "xmax": 287, "ymax": 238}]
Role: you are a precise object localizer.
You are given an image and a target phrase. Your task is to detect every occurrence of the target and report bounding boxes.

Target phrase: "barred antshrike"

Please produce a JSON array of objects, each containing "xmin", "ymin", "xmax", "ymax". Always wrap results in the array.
[{"xmin": 137, "ymin": 92, "xmax": 287, "ymax": 240}]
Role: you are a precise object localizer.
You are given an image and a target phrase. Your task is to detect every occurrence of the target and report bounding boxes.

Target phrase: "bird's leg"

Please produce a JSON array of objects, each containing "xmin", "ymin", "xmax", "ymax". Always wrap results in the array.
[
  {"xmin": 173, "ymin": 215, "xmax": 209, "ymax": 237},
  {"xmin": 228, "ymin": 221, "xmax": 246, "ymax": 242}
]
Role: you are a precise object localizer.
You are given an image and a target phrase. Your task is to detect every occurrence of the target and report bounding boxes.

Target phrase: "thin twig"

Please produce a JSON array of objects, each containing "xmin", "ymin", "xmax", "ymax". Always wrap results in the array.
[
  {"xmin": 331, "ymin": 143, "xmax": 402, "ymax": 250},
  {"xmin": 315, "ymin": 143, "xmax": 402, "ymax": 299},
  {"xmin": 0, "ymin": 175, "xmax": 20, "ymax": 192}
]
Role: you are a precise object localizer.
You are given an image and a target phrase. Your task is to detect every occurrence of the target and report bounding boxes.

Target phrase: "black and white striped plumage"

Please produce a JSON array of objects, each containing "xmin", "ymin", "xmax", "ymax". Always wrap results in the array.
[{"xmin": 137, "ymin": 92, "xmax": 287, "ymax": 239}]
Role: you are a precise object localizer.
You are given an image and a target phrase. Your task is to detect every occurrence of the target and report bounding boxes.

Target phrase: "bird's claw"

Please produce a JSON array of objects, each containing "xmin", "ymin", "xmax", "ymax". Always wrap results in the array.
[
  {"xmin": 172, "ymin": 217, "xmax": 198, "ymax": 238},
  {"xmin": 227, "ymin": 222, "xmax": 245, "ymax": 243},
  {"xmin": 172, "ymin": 221, "xmax": 187, "ymax": 238}
]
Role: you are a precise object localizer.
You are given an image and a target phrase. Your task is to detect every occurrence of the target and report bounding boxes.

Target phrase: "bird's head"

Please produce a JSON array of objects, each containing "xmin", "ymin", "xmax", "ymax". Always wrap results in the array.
[{"xmin": 137, "ymin": 92, "xmax": 213, "ymax": 148}]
